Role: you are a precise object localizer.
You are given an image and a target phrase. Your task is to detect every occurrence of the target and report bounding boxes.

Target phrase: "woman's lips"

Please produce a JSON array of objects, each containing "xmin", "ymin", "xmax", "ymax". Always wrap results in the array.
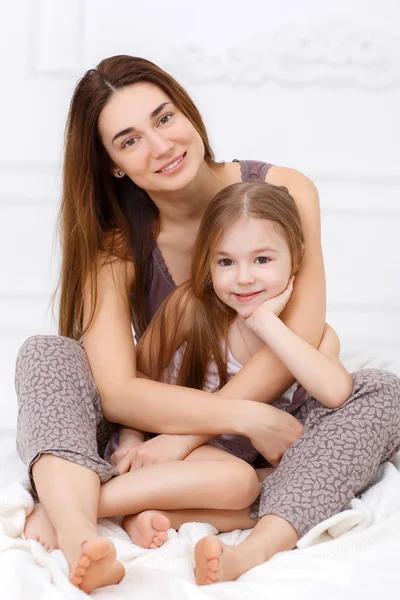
[
  {"xmin": 233, "ymin": 291, "xmax": 263, "ymax": 303},
  {"xmin": 156, "ymin": 152, "xmax": 186, "ymax": 175}
]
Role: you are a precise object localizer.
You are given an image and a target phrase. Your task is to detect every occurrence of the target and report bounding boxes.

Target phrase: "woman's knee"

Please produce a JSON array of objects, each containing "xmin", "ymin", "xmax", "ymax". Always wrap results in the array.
[
  {"xmin": 15, "ymin": 334, "xmax": 88, "ymax": 392},
  {"xmin": 351, "ymin": 368, "xmax": 400, "ymax": 410}
]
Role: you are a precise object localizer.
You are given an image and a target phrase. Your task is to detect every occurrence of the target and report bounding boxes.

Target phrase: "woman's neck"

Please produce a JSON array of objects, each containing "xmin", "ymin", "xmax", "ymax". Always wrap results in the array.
[{"xmin": 148, "ymin": 161, "xmax": 229, "ymax": 226}]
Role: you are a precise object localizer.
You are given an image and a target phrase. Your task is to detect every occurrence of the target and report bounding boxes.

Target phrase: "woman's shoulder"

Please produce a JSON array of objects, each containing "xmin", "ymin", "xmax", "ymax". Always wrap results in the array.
[
  {"xmin": 266, "ymin": 165, "xmax": 317, "ymax": 193},
  {"xmin": 265, "ymin": 165, "xmax": 320, "ymax": 212}
]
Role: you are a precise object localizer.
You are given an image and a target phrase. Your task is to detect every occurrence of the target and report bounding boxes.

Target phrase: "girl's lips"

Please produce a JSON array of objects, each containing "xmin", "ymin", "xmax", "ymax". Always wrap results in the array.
[
  {"xmin": 233, "ymin": 291, "xmax": 263, "ymax": 303},
  {"xmin": 156, "ymin": 152, "xmax": 186, "ymax": 175}
]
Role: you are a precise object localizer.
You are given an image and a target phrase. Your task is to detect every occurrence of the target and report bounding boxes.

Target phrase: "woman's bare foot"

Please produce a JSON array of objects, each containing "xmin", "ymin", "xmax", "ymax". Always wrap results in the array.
[
  {"xmin": 24, "ymin": 503, "xmax": 59, "ymax": 552},
  {"xmin": 122, "ymin": 511, "xmax": 170, "ymax": 549},
  {"xmin": 195, "ymin": 515, "xmax": 299, "ymax": 585},
  {"xmin": 195, "ymin": 536, "xmax": 229, "ymax": 584},
  {"xmin": 69, "ymin": 538, "xmax": 125, "ymax": 593}
]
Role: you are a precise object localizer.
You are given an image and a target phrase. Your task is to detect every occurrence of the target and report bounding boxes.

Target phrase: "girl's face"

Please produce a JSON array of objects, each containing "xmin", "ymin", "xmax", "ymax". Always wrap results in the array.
[
  {"xmin": 98, "ymin": 82, "xmax": 206, "ymax": 194},
  {"xmin": 210, "ymin": 217, "xmax": 293, "ymax": 319}
]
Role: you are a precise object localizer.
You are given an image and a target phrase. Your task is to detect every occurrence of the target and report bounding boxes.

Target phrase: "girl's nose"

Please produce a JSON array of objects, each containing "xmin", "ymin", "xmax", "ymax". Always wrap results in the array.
[{"xmin": 236, "ymin": 266, "xmax": 255, "ymax": 285}]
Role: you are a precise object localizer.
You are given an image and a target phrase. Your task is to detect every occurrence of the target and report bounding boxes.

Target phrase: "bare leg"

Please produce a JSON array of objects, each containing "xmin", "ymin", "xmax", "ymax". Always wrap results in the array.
[
  {"xmin": 24, "ymin": 503, "xmax": 58, "ymax": 551},
  {"xmin": 98, "ymin": 448, "xmax": 260, "ymax": 518},
  {"xmin": 122, "ymin": 465, "xmax": 274, "ymax": 548},
  {"xmin": 195, "ymin": 514, "xmax": 298, "ymax": 584},
  {"xmin": 123, "ymin": 506, "xmax": 257, "ymax": 549},
  {"xmin": 31, "ymin": 455, "xmax": 124, "ymax": 594}
]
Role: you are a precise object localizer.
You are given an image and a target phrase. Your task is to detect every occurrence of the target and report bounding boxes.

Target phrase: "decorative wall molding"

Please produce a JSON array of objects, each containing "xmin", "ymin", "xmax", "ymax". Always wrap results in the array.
[
  {"xmin": 328, "ymin": 303, "xmax": 400, "ymax": 313},
  {"xmin": 0, "ymin": 196, "xmax": 57, "ymax": 206},
  {"xmin": 322, "ymin": 208, "xmax": 400, "ymax": 218},
  {"xmin": 0, "ymin": 162, "xmax": 58, "ymax": 174},
  {"xmin": 28, "ymin": 0, "xmax": 85, "ymax": 76},
  {"xmin": 165, "ymin": 19, "xmax": 400, "ymax": 90},
  {"xmin": 28, "ymin": 4, "xmax": 400, "ymax": 90}
]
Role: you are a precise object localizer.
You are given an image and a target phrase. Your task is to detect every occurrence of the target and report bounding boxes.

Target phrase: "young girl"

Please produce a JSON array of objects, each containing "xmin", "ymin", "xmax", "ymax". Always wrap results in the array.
[{"xmin": 112, "ymin": 181, "xmax": 355, "ymax": 578}]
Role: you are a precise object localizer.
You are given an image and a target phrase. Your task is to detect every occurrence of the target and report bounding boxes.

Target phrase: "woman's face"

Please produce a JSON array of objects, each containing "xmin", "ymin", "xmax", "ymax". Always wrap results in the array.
[
  {"xmin": 98, "ymin": 82, "xmax": 206, "ymax": 194},
  {"xmin": 210, "ymin": 217, "xmax": 293, "ymax": 319}
]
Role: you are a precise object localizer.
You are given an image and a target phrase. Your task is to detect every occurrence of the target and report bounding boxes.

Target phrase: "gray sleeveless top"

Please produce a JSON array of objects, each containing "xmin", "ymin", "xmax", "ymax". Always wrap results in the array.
[{"xmin": 144, "ymin": 160, "xmax": 273, "ymax": 323}]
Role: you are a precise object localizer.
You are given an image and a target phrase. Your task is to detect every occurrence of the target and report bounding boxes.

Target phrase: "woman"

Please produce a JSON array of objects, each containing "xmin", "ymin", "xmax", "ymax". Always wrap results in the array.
[{"xmin": 15, "ymin": 55, "xmax": 399, "ymax": 593}]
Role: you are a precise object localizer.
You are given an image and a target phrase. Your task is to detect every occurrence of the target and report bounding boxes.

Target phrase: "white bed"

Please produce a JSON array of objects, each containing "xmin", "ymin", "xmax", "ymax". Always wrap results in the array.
[{"xmin": 1, "ymin": 350, "xmax": 400, "ymax": 600}]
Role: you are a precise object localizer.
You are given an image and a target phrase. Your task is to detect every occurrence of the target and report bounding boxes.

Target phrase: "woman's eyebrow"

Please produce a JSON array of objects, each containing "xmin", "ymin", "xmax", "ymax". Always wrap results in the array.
[
  {"xmin": 112, "ymin": 102, "xmax": 172, "ymax": 144},
  {"xmin": 150, "ymin": 101, "xmax": 171, "ymax": 119}
]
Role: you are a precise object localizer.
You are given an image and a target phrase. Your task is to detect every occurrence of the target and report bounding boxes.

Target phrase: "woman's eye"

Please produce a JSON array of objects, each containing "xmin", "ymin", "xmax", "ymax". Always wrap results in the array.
[
  {"xmin": 256, "ymin": 256, "xmax": 270, "ymax": 264},
  {"xmin": 122, "ymin": 137, "xmax": 138, "ymax": 148},
  {"xmin": 219, "ymin": 259, "xmax": 233, "ymax": 267},
  {"xmin": 158, "ymin": 113, "xmax": 173, "ymax": 126}
]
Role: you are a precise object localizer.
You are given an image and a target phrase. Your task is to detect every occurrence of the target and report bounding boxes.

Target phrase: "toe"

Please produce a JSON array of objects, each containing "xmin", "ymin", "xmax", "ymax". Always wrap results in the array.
[
  {"xmin": 78, "ymin": 555, "xmax": 91, "ymax": 568},
  {"xmin": 152, "ymin": 537, "xmax": 164, "ymax": 547},
  {"xmin": 156, "ymin": 531, "xmax": 168, "ymax": 542},
  {"xmin": 208, "ymin": 558, "xmax": 219, "ymax": 570}
]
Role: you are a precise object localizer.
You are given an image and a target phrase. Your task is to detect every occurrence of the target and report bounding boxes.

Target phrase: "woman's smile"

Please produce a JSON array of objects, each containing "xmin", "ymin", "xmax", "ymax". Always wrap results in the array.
[{"xmin": 156, "ymin": 152, "xmax": 187, "ymax": 175}]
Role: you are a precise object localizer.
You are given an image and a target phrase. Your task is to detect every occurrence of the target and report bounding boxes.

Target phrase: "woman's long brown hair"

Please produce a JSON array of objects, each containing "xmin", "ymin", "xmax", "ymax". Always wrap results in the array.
[
  {"xmin": 137, "ymin": 182, "xmax": 305, "ymax": 390},
  {"xmin": 58, "ymin": 55, "xmax": 216, "ymax": 339}
]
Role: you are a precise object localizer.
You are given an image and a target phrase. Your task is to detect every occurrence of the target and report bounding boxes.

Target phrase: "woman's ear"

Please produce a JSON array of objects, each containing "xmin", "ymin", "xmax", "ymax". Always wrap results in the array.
[{"xmin": 112, "ymin": 167, "xmax": 125, "ymax": 178}]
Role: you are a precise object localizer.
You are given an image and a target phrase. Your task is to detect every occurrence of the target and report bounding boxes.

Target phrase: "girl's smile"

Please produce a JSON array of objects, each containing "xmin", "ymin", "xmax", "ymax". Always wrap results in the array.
[{"xmin": 211, "ymin": 216, "xmax": 293, "ymax": 318}]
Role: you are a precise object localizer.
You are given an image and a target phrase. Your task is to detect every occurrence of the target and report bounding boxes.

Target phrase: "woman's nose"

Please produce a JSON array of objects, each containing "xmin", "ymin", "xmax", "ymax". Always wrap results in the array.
[{"xmin": 149, "ymin": 132, "xmax": 173, "ymax": 158}]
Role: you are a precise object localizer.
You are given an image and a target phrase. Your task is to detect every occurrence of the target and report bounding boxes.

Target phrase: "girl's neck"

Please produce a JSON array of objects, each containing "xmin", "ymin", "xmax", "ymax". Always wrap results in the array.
[
  {"xmin": 228, "ymin": 315, "xmax": 265, "ymax": 366},
  {"xmin": 148, "ymin": 161, "xmax": 229, "ymax": 226}
]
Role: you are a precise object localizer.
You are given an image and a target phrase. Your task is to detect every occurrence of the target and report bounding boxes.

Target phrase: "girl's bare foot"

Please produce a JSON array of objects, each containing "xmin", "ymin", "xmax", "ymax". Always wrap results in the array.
[
  {"xmin": 69, "ymin": 538, "xmax": 125, "ymax": 593},
  {"xmin": 24, "ymin": 503, "xmax": 59, "ymax": 552},
  {"xmin": 122, "ymin": 511, "xmax": 170, "ymax": 549}
]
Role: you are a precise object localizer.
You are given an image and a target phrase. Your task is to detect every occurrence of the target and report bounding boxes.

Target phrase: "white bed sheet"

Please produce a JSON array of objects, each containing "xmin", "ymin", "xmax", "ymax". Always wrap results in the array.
[{"xmin": 1, "ymin": 350, "xmax": 400, "ymax": 599}]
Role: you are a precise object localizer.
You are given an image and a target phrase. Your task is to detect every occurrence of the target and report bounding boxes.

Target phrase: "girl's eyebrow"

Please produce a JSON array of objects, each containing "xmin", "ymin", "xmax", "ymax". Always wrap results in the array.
[
  {"xmin": 215, "ymin": 247, "xmax": 278, "ymax": 256},
  {"xmin": 111, "ymin": 102, "xmax": 172, "ymax": 144}
]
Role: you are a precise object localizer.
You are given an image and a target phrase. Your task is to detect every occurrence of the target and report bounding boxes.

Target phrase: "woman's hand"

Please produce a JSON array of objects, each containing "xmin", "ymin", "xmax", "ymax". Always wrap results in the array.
[
  {"xmin": 245, "ymin": 277, "xmax": 294, "ymax": 334},
  {"xmin": 113, "ymin": 433, "xmax": 203, "ymax": 473},
  {"xmin": 109, "ymin": 427, "xmax": 144, "ymax": 468},
  {"xmin": 245, "ymin": 402, "xmax": 304, "ymax": 467}
]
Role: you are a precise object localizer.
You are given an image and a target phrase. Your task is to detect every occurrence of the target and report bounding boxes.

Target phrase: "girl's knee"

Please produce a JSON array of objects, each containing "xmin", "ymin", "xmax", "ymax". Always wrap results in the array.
[{"xmin": 226, "ymin": 461, "xmax": 261, "ymax": 510}]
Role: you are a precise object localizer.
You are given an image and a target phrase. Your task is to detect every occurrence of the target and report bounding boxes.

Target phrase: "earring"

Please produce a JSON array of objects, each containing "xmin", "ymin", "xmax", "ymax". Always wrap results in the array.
[{"xmin": 117, "ymin": 169, "xmax": 124, "ymax": 178}]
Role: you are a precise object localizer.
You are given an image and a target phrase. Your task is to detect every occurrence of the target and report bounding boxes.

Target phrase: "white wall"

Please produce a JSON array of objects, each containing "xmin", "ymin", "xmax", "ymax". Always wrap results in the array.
[{"xmin": 1, "ymin": 0, "xmax": 399, "ymax": 427}]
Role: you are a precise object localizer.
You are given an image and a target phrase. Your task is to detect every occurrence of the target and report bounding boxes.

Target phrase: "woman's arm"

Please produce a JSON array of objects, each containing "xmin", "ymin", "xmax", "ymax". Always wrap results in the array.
[
  {"xmin": 215, "ymin": 168, "xmax": 326, "ymax": 403},
  {"xmin": 248, "ymin": 299, "xmax": 352, "ymax": 407},
  {"xmin": 81, "ymin": 254, "xmax": 303, "ymax": 462}
]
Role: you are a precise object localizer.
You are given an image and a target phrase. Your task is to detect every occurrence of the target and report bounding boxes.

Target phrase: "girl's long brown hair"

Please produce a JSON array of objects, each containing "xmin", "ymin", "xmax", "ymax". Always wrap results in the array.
[
  {"xmin": 58, "ymin": 55, "xmax": 216, "ymax": 339},
  {"xmin": 137, "ymin": 182, "xmax": 305, "ymax": 390}
]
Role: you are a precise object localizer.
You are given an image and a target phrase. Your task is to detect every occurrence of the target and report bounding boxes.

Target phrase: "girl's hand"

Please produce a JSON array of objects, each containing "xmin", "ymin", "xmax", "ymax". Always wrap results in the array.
[
  {"xmin": 109, "ymin": 428, "xmax": 144, "ymax": 468},
  {"xmin": 245, "ymin": 276, "xmax": 294, "ymax": 332},
  {"xmin": 113, "ymin": 434, "xmax": 199, "ymax": 474}
]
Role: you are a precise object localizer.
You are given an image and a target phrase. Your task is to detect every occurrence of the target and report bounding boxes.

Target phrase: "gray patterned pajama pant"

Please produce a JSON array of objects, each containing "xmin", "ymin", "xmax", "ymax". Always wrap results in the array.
[{"xmin": 15, "ymin": 335, "xmax": 400, "ymax": 539}]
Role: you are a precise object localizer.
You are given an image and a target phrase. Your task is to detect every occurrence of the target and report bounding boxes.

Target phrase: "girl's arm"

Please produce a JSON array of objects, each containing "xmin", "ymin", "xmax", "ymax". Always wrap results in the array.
[
  {"xmin": 247, "ymin": 283, "xmax": 352, "ymax": 408},
  {"xmin": 215, "ymin": 168, "xmax": 326, "ymax": 403}
]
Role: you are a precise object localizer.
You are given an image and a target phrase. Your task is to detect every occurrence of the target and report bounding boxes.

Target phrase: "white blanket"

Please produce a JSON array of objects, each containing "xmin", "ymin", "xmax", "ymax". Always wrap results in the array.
[{"xmin": 1, "ymin": 351, "xmax": 400, "ymax": 599}]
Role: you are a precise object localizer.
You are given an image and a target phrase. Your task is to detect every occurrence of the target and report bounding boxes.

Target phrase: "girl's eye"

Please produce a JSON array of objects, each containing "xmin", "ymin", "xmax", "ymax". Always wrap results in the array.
[
  {"xmin": 256, "ymin": 256, "xmax": 270, "ymax": 264},
  {"xmin": 158, "ymin": 113, "xmax": 173, "ymax": 126},
  {"xmin": 218, "ymin": 258, "xmax": 233, "ymax": 267},
  {"xmin": 122, "ymin": 137, "xmax": 138, "ymax": 149}
]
